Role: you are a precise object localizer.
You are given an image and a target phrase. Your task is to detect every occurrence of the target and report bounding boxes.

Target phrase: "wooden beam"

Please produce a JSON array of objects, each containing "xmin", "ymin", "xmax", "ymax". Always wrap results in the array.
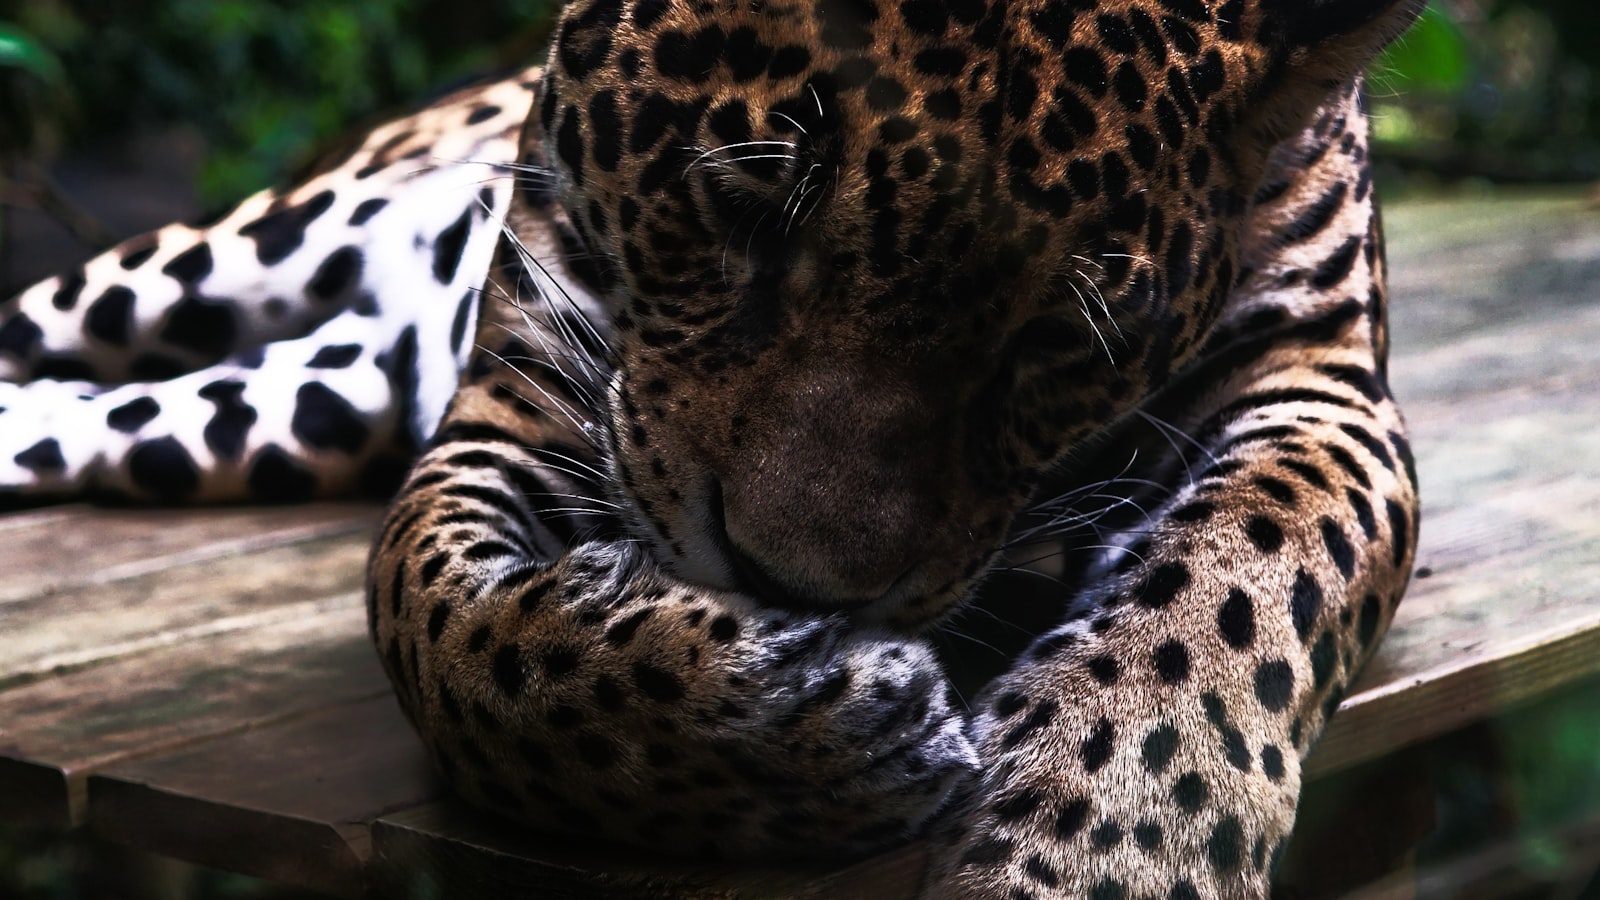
[
  {"xmin": 0, "ymin": 603, "xmax": 384, "ymax": 828},
  {"xmin": 1, "ymin": 193, "xmax": 1598, "ymax": 897},
  {"xmin": 89, "ymin": 696, "xmax": 436, "ymax": 900},
  {"xmin": 0, "ymin": 532, "xmax": 371, "ymax": 687},
  {"xmin": 0, "ymin": 504, "xmax": 375, "ymax": 607},
  {"xmin": 369, "ymin": 801, "xmax": 843, "ymax": 900}
]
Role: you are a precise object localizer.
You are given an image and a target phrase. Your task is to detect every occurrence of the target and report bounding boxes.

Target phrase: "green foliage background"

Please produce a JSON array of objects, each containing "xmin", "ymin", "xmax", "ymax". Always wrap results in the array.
[
  {"xmin": 3, "ymin": 0, "xmax": 559, "ymax": 204},
  {"xmin": 3, "ymin": 0, "xmax": 1600, "ymax": 208},
  {"xmin": 1372, "ymin": 1, "xmax": 1600, "ymax": 185}
]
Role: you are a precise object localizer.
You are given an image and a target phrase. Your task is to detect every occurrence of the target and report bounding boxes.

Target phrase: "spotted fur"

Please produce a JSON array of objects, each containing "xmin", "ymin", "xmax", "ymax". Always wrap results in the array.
[
  {"xmin": 1, "ymin": 75, "xmax": 531, "ymax": 502},
  {"xmin": 3, "ymin": 1, "xmax": 1423, "ymax": 895}
]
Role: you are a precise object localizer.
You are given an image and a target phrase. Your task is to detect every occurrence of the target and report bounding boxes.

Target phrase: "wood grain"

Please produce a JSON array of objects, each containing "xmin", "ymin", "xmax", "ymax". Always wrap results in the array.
[
  {"xmin": 0, "ymin": 194, "xmax": 1595, "ymax": 896},
  {"xmin": 1304, "ymin": 196, "xmax": 1600, "ymax": 776},
  {"xmin": 0, "ymin": 603, "xmax": 383, "ymax": 828},
  {"xmin": 0, "ymin": 503, "xmax": 376, "ymax": 607},
  {"xmin": 0, "ymin": 532, "xmax": 371, "ymax": 687}
]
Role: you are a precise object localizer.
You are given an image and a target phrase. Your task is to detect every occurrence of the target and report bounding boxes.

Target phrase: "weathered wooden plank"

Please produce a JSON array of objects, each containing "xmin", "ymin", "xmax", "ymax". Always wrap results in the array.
[
  {"xmin": 0, "ymin": 195, "xmax": 1592, "ymax": 896},
  {"xmin": 1301, "ymin": 232, "xmax": 1600, "ymax": 774},
  {"xmin": 0, "ymin": 603, "xmax": 383, "ymax": 828},
  {"xmin": 0, "ymin": 503, "xmax": 377, "ymax": 606},
  {"xmin": 0, "ymin": 505, "xmax": 76, "ymax": 534},
  {"xmin": 89, "ymin": 695, "xmax": 435, "ymax": 900},
  {"xmin": 1313, "ymin": 607, "xmax": 1600, "ymax": 779},
  {"xmin": 0, "ymin": 532, "xmax": 372, "ymax": 687},
  {"xmin": 1389, "ymin": 314, "xmax": 1600, "ymax": 520},
  {"xmin": 1384, "ymin": 194, "xmax": 1600, "ymax": 353},
  {"xmin": 1308, "ymin": 483, "xmax": 1600, "ymax": 777}
]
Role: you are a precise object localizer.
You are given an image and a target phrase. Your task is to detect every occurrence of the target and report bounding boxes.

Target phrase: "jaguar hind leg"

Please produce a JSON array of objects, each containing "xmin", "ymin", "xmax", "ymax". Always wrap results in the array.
[
  {"xmin": 0, "ymin": 72, "xmax": 538, "ymax": 503},
  {"xmin": 2, "ymin": 307, "xmax": 431, "ymax": 503}
]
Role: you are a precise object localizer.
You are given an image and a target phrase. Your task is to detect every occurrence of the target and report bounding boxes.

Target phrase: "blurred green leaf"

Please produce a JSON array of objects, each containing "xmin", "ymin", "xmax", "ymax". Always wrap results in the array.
[
  {"xmin": 0, "ymin": 23, "xmax": 64, "ymax": 82},
  {"xmin": 3, "ymin": 0, "xmax": 559, "ymax": 204},
  {"xmin": 1378, "ymin": 2, "xmax": 1470, "ymax": 94}
]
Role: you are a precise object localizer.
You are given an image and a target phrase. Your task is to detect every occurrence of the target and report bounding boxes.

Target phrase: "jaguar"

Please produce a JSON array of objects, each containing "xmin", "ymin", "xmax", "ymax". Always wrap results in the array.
[{"xmin": 0, "ymin": 1, "xmax": 1423, "ymax": 896}]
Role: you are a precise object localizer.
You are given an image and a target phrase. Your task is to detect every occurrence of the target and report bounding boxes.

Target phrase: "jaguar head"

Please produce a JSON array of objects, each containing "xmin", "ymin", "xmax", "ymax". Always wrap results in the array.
[{"xmin": 534, "ymin": 0, "xmax": 1421, "ymax": 627}]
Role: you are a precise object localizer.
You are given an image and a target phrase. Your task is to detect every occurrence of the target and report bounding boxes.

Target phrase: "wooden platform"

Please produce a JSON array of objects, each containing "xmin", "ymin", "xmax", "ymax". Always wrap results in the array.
[{"xmin": 3, "ymin": 192, "xmax": 1598, "ymax": 897}]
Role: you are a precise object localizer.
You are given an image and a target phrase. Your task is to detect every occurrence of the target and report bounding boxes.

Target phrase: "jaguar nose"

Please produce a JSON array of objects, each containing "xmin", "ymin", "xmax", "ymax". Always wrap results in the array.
[
  {"xmin": 706, "ymin": 478, "xmax": 816, "ymax": 609},
  {"xmin": 691, "ymin": 361, "xmax": 950, "ymax": 609},
  {"xmin": 705, "ymin": 477, "xmax": 919, "ymax": 612}
]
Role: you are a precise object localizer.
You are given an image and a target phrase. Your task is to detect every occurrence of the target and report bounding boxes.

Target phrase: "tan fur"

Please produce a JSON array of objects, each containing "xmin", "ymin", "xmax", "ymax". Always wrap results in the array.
[{"xmin": 366, "ymin": 1, "xmax": 1425, "ymax": 896}]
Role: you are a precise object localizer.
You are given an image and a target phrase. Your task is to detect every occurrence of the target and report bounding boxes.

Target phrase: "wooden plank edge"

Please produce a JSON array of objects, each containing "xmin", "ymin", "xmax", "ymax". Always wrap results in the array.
[
  {"xmin": 2, "ymin": 685, "xmax": 391, "ymax": 834},
  {"xmin": 0, "ymin": 506, "xmax": 79, "ymax": 534},
  {"xmin": 0, "ymin": 595, "xmax": 384, "ymax": 831},
  {"xmin": 83, "ymin": 693, "xmax": 435, "ymax": 899},
  {"xmin": 0, "ymin": 673, "xmax": 393, "ymax": 833},
  {"xmin": 0, "ymin": 756, "xmax": 77, "ymax": 830},
  {"xmin": 368, "ymin": 803, "xmax": 836, "ymax": 900},
  {"xmin": 1307, "ymin": 607, "xmax": 1600, "ymax": 778},
  {"xmin": 89, "ymin": 773, "xmax": 369, "ymax": 899}
]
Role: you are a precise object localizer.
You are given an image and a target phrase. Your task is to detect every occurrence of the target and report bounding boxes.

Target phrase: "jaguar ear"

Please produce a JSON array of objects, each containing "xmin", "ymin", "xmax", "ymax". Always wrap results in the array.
[{"xmin": 1245, "ymin": 0, "xmax": 1426, "ymax": 143}]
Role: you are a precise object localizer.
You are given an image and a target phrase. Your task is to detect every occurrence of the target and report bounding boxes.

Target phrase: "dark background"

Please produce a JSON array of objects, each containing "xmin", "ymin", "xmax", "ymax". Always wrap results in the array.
[
  {"xmin": 1, "ymin": 1, "xmax": 1597, "ymax": 898},
  {"xmin": 3, "ymin": 0, "xmax": 1599, "ymax": 292}
]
